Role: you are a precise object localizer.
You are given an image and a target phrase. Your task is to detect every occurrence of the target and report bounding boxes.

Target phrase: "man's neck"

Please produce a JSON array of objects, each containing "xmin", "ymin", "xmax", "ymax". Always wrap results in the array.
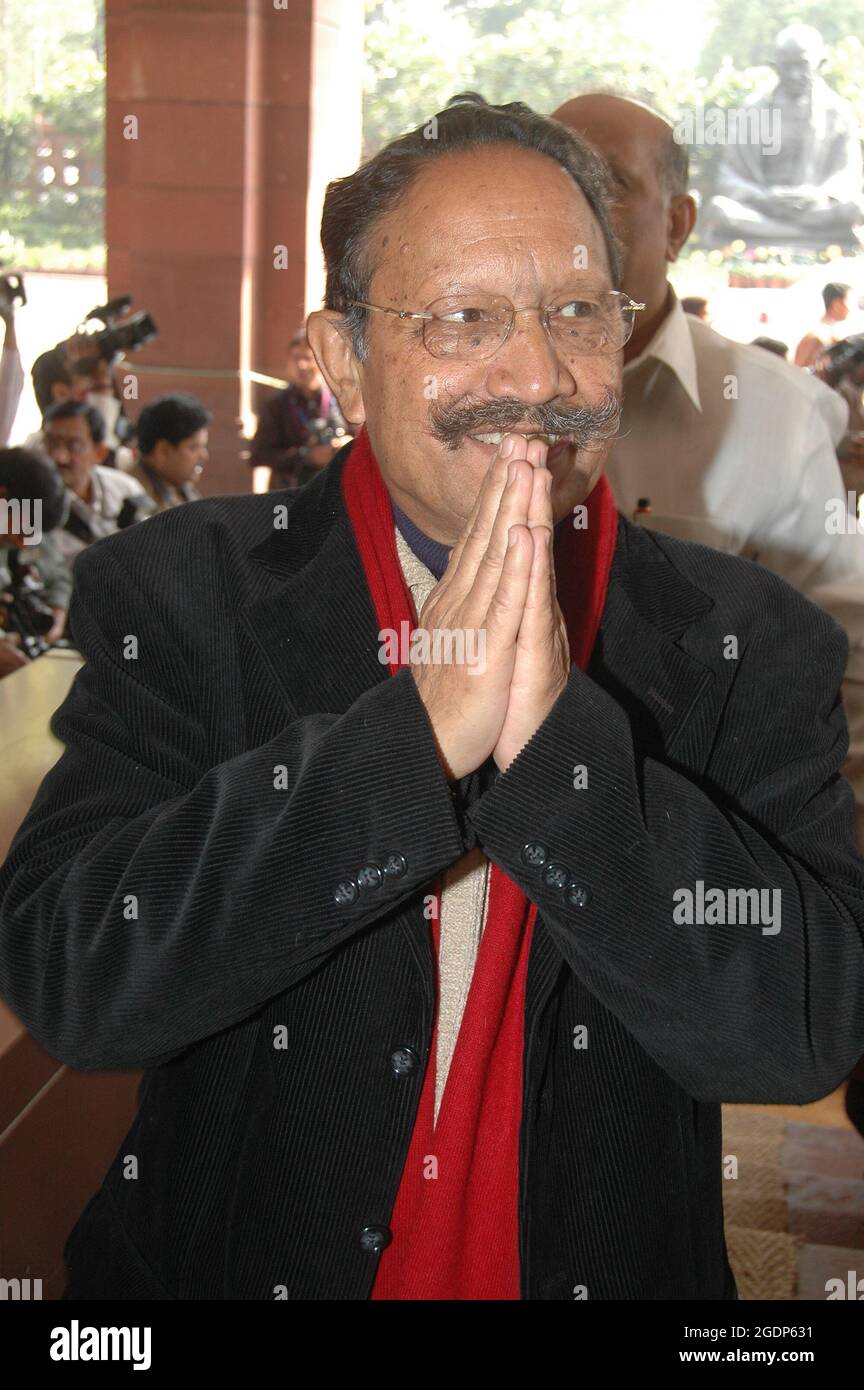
[
  {"xmin": 295, "ymin": 383, "xmax": 321, "ymax": 404},
  {"xmin": 74, "ymin": 472, "xmax": 94, "ymax": 506}
]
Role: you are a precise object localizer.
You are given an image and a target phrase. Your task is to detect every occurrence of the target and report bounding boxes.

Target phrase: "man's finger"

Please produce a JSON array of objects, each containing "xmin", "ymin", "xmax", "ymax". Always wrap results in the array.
[
  {"xmin": 483, "ymin": 522, "xmax": 533, "ymax": 649},
  {"xmin": 446, "ymin": 435, "xmax": 531, "ymax": 599}
]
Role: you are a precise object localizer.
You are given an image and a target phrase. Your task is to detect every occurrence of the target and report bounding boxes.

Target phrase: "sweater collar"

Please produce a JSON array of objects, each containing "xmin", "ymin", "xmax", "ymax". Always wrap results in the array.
[
  {"xmin": 391, "ymin": 501, "xmax": 452, "ymax": 581},
  {"xmin": 392, "ymin": 495, "xmax": 572, "ymax": 583}
]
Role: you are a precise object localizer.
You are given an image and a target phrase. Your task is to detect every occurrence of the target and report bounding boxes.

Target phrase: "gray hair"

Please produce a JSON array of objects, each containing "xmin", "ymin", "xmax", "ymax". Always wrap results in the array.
[{"xmin": 320, "ymin": 94, "xmax": 623, "ymax": 360}]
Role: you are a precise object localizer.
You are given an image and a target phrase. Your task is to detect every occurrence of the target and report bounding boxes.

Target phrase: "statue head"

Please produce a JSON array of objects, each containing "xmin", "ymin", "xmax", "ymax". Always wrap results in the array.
[{"xmin": 772, "ymin": 24, "xmax": 825, "ymax": 98}]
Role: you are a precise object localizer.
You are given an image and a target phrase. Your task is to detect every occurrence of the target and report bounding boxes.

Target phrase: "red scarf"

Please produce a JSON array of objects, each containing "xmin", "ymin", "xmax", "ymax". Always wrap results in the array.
[{"xmin": 342, "ymin": 428, "xmax": 618, "ymax": 1300}]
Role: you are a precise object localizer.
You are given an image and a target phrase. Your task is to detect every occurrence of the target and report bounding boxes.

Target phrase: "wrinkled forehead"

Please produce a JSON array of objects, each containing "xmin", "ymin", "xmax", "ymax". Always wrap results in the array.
[{"xmin": 366, "ymin": 146, "xmax": 612, "ymax": 307}]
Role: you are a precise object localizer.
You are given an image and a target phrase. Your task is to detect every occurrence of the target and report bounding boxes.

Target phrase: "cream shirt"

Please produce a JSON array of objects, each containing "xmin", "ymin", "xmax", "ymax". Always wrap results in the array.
[{"xmin": 395, "ymin": 527, "xmax": 492, "ymax": 1126}]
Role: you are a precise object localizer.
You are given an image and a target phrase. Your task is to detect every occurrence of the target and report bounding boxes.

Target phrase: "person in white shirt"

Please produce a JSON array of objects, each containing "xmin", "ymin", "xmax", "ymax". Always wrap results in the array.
[
  {"xmin": 553, "ymin": 91, "xmax": 864, "ymax": 827},
  {"xmin": 794, "ymin": 280, "xmax": 853, "ymax": 369},
  {"xmin": 0, "ymin": 299, "xmax": 24, "ymax": 448},
  {"xmin": 41, "ymin": 399, "xmax": 148, "ymax": 568},
  {"xmin": 552, "ymin": 92, "xmax": 861, "ymax": 585}
]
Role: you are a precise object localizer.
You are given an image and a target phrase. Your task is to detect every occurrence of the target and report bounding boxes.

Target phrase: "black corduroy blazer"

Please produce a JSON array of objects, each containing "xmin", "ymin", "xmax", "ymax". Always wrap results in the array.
[{"xmin": 2, "ymin": 445, "xmax": 864, "ymax": 1301}]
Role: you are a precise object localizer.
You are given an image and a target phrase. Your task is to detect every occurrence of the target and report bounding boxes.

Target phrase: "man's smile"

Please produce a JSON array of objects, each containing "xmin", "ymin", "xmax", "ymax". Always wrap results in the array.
[{"xmin": 468, "ymin": 430, "xmax": 574, "ymax": 446}]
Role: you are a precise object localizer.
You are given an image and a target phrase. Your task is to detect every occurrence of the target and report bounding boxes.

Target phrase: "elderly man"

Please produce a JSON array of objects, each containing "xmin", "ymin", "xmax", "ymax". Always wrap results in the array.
[
  {"xmin": 553, "ymin": 93, "xmax": 864, "ymax": 839},
  {"xmin": 1, "ymin": 97, "xmax": 864, "ymax": 1303}
]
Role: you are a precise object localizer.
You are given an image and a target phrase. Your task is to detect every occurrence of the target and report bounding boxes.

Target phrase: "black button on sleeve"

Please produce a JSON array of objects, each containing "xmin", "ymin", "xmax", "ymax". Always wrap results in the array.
[
  {"xmin": 566, "ymin": 881, "xmax": 592, "ymax": 909},
  {"xmin": 334, "ymin": 879, "xmax": 359, "ymax": 907},
  {"xmin": 357, "ymin": 864, "xmax": 383, "ymax": 891},
  {"xmin": 382, "ymin": 853, "xmax": 407, "ymax": 879},
  {"xmin": 521, "ymin": 842, "xmax": 548, "ymax": 868},
  {"xmin": 541, "ymin": 862, "xmax": 571, "ymax": 891}
]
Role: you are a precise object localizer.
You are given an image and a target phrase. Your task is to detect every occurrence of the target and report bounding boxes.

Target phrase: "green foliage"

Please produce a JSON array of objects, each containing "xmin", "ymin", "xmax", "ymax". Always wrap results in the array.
[
  {"xmin": 363, "ymin": 0, "xmax": 864, "ymax": 207},
  {"xmin": 699, "ymin": 0, "xmax": 864, "ymax": 76},
  {"xmin": 0, "ymin": 0, "xmax": 104, "ymax": 264}
]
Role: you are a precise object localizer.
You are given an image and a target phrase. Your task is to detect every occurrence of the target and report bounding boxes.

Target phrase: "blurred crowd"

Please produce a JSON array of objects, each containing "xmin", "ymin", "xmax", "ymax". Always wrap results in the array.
[{"xmin": 0, "ymin": 299, "xmax": 347, "ymax": 678}]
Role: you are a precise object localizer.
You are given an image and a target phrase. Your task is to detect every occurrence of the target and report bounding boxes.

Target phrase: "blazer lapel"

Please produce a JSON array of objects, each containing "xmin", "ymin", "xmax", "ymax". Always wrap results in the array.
[
  {"xmin": 240, "ymin": 449, "xmax": 435, "ymax": 991},
  {"xmin": 240, "ymin": 451, "xmax": 389, "ymax": 718},
  {"xmin": 527, "ymin": 516, "xmax": 718, "ymax": 1020},
  {"xmin": 591, "ymin": 518, "xmax": 717, "ymax": 759}
]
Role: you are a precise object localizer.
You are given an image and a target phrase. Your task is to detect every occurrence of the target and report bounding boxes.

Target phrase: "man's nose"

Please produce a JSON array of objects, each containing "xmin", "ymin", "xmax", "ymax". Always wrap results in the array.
[{"xmin": 485, "ymin": 308, "xmax": 575, "ymax": 404}]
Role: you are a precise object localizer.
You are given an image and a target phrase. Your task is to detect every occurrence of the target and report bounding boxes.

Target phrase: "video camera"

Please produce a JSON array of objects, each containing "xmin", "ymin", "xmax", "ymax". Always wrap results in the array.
[
  {"xmin": 0, "ymin": 271, "xmax": 26, "ymax": 314},
  {"xmin": 73, "ymin": 295, "xmax": 158, "ymax": 365},
  {"xmin": 1, "ymin": 550, "xmax": 56, "ymax": 661}
]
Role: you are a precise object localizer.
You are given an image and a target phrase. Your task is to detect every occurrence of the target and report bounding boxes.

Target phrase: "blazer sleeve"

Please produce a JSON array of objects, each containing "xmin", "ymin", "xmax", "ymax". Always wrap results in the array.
[
  {"xmin": 0, "ymin": 542, "xmax": 466, "ymax": 1072},
  {"xmin": 466, "ymin": 596, "xmax": 864, "ymax": 1105}
]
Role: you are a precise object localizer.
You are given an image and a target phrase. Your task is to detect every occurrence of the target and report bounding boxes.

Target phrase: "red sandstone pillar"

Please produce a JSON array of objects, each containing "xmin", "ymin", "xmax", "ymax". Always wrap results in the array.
[{"xmin": 105, "ymin": 0, "xmax": 363, "ymax": 495}]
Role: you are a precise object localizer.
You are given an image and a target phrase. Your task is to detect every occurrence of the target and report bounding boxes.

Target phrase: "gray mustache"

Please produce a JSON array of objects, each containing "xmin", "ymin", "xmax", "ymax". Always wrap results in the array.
[{"xmin": 429, "ymin": 387, "xmax": 622, "ymax": 451}]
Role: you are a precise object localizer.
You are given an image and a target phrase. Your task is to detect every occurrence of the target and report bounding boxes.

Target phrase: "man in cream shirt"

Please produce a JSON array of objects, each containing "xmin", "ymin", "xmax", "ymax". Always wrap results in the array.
[{"xmin": 555, "ymin": 92, "xmax": 864, "ymax": 836}]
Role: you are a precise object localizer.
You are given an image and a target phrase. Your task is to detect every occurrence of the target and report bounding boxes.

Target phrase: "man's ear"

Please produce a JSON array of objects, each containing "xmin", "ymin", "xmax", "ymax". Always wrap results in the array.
[
  {"xmin": 666, "ymin": 193, "xmax": 697, "ymax": 263},
  {"xmin": 94, "ymin": 442, "xmax": 108, "ymax": 464},
  {"xmin": 306, "ymin": 310, "xmax": 366, "ymax": 429}
]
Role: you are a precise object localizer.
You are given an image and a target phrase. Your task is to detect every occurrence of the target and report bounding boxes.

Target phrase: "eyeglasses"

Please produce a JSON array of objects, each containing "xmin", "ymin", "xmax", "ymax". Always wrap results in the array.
[
  {"xmin": 44, "ymin": 434, "xmax": 90, "ymax": 457},
  {"xmin": 349, "ymin": 290, "xmax": 645, "ymax": 360}
]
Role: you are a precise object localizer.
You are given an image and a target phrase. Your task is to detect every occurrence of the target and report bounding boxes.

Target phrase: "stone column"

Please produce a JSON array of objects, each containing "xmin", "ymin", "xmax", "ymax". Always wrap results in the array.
[{"xmin": 105, "ymin": 0, "xmax": 363, "ymax": 494}]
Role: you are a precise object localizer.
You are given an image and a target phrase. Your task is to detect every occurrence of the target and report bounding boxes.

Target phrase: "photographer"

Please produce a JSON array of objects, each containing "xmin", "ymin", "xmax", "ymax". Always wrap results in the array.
[
  {"xmin": 28, "ymin": 296, "xmax": 155, "ymax": 463},
  {"xmin": 124, "ymin": 393, "xmax": 209, "ymax": 511},
  {"xmin": 0, "ymin": 448, "xmax": 70, "ymax": 677},
  {"xmin": 249, "ymin": 329, "xmax": 347, "ymax": 491},
  {"xmin": 0, "ymin": 275, "xmax": 25, "ymax": 447},
  {"xmin": 42, "ymin": 400, "xmax": 149, "ymax": 566},
  {"xmin": 813, "ymin": 333, "xmax": 864, "ymax": 500}
]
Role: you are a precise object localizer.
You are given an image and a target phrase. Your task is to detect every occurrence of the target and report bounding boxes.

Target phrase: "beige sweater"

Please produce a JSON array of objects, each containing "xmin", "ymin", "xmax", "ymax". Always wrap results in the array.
[{"xmin": 394, "ymin": 527, "xmax": 492, "ymax": 1125}]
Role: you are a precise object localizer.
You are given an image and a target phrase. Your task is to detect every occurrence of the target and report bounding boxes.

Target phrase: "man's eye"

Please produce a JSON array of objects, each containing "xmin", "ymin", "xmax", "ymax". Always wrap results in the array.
[
  {"xmin": 439, "ymin": 307, "xmax": 490, "ymax": 325},
  {"xmin": 557, "ymin": 300, "xmax": 599, "ymax": 320}
]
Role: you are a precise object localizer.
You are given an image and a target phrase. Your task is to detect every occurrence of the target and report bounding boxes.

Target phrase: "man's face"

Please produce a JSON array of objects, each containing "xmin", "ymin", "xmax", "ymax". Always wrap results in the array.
[
  {"xmin": 151, "ymin": 428, "xmax": 209, "ymax": 487},
  {"xmin": 554, "ymin": 99, "xmax": 673, "ymax": 325},
  {"xmin": 89, "ymin": 360, "xmax": 115, "ymax": 393},
  {"xmin": 69, "ymin": 371, "xmax": 96, "ymax": 403},
  {"xmin": 829, "ymin": 294, "xmax": 850, "ymax": 323},
  {"xmin": 775, "ymin": 53, "xmax": 818, "ymax": 100},
  {"xmin": 43, "ymin": 415, "xmax": 102, "ymax": 498},
  {"xmin": 334, "ymin": 146, "xmax": 622, "ymax": 541},
  {"xmin": 286, "ymin": 345, "xmax": 322, "ymax": 396}
]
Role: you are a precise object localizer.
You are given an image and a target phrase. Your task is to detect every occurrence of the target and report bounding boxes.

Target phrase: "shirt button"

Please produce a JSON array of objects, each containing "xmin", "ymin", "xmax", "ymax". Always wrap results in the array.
[
  {"xmin": 334, "ymin": 879, "xmax": 359, "ymax": 907},
  {"xmin": 566, "ymin": 881, "xmax": 592, "ymax": 909},
  {"xmin": 541, "ymin": 862, "xmax": 571, "ymax": 891},
  {"xmin": 390, "ymin": 1046, "xmax": 419, "ymax": 1076},
  {"xmin": 382, "ymin": 853, "xmax": 407, "ymax": 879},
  {"xmin": 356, "ymin": 864, "xmax": 383, "ymax": 891},
  {"xmin": 521, "ymin": 842, "xmax": 548, "ymax": 868},
  {"xmin": 359, "ymin": 1225, "xmax": 392, "ymax": 1254}
]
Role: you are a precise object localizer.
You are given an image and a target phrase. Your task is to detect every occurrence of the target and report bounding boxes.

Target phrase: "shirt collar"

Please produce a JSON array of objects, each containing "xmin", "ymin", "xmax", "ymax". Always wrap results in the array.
[{"xmin": 623, "ymin": 286, "xmax": 702, "ymax": 412}]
